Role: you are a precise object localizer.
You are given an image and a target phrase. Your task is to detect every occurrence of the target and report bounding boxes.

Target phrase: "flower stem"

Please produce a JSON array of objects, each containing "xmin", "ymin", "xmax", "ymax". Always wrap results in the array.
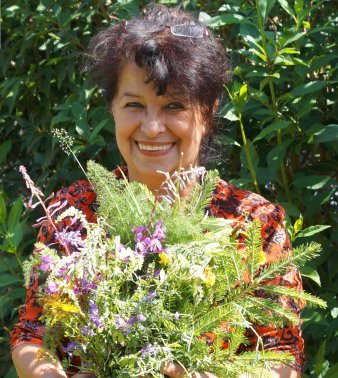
[{"xmin": 238, "ymin": 114, "xmax": 260, "ymax": 194}]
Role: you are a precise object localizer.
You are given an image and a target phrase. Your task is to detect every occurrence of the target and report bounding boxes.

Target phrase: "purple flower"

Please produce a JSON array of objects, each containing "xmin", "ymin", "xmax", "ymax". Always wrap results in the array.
[
  {"xmin": 63, "ymin": 342, "xmax": 78, "ymax": 358},
  {"xmin": 141, "ymin": 344, "xmax": 158, "ymax": 358},
  {"xmin": 131, "ymin": 220, "xmax": 166, "ymax": 256},
  {"xmin": 145, "ymin": 290, "xmax": 158, "ymax": 302},
  {"xmin": 174, "ymin": 312, "xmax": 180, "ymax": 320},
  {"xmin": 56, "ymin": 229, "xmax": 85, "ymax": 250},
  {"xmin": 89, "ymin": 300, "xmax": 103, "ymax": 329},
  {"xmin": 153, "ymin": 220, "xmax": 166, "ymax": 241},
  {"xmin": 131, "ymin": 225, "xmax": 147, "ymax": 242},
  {"xmin": 149, "ymin": 238, "xmax": 163, "ymax": 253},
  {"xmin": 39, "ymin": 255, "xmax": 55, "ymax": 272},
  {"xmin": 127, "ymin": 313, "xmax": 147, "ymax": 325},
  {"xmin": 55, "ymin": 254, "xmax": 77, "ymax": 277},
  {"xmin": 73, "ymin": 278, "xmax": 97, "ymax": 295},
  {"xmin": 80, "ymin": 326, "xmax": 95, "ymax": 337},
  {"xmin": 137, "ymin": 313, "xmax": 147, "ymax": 322},
  {"xmin": 45, "ymin": 280, "xmax": 59, "ymax": 294},
  {"xmin": 114, "ymin": 315, "xmax": 127, "ymax": 329}
]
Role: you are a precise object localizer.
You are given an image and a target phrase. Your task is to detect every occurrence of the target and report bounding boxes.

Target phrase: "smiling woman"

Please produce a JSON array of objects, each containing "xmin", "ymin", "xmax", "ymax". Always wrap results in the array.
[
  {"xmin": 11, "ymin": 3, "xmax": 303, "ymax": 378},
  {"xmin": 112, "ymin": 61, "xmax": 207, "ymax": 192}
]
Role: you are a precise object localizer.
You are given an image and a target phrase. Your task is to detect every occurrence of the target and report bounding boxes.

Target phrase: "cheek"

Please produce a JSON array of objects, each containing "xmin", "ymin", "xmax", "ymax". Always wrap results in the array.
[{"xmin": 114, "ymin": 113, "xmax": 138, "ymax": 140}]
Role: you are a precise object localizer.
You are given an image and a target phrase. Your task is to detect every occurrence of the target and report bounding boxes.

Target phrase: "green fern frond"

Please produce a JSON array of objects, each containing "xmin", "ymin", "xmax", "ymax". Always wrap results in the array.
[
  {"xmin": 262, "ymin": 285, "xmax": 327, "ymax": 308},
  {"xmin": 243, "ymin": 219, "xmax": 264, "ymax": 282},
  {"xmin": 242, "ymin": 296, "xmax": 299, "ymax": 326},
  {"xmin": 257, "ymin": 242, "xmax": 322, "ymax": 283}
]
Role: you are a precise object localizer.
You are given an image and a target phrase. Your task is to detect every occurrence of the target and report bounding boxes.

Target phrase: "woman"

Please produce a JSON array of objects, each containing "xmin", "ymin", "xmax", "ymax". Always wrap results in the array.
[{"xmin": 11, "ymin": 4, "xmax": 304, "ymax": 378}]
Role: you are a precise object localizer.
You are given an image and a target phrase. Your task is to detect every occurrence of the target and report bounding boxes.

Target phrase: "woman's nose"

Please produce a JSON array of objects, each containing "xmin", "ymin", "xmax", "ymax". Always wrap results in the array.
[{"xmin": 140, "ymin": 110, "xmax": 166, "ymax": 137}]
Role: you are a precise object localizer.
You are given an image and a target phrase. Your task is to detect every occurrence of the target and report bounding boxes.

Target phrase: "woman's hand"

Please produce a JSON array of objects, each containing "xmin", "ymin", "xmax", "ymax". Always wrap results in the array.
[
  {"xmin": 160, "ymin": 362, "xmax": 218, "ymax": 378},
  {"xmin": 159, "ymin": 362, "xmax": 301, "ymax": 378}
]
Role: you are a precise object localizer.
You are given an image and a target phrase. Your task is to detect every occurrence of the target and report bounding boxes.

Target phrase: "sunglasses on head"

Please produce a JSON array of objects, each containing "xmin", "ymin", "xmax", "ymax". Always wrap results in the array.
[{"xmin": 121, "ymin": 20, "xmax": 209, "ymax": 39}]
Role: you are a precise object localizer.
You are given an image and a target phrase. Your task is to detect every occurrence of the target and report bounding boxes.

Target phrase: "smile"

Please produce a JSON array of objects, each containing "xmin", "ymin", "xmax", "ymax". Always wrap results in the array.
[{"xmin": 137, "ymin": 143, "xmax": 174, "ymax": 151}]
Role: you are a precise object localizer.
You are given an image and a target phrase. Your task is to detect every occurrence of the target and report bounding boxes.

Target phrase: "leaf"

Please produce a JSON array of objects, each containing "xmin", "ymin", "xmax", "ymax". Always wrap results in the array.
[
  {"xmin": 7, "ymin": 197, "xmax": 23, "ymax": 232},
  {"xmin": 293, "ymin": 216, "xmax": 303, "ymax": 236},
  {"xmin": 325, "ymin": 364, "xmax": 338, "ymax": 378},
  {"xmin": 277, "ymin": 0, "xmax": 295, "ymax": 18},
  {"xmin": 89, "ymin": 118, "xmax": 111, "ymax": 143},
  {"xmin": 282, "ymin": 32, "xmax": 306, "ymax": 47},
  {"xmin": 331, "ymin": 308, "xmax": 338, "ymax": 319},
  {"xmin": 294, "ymin": 0, "xmax": 304, "ymax": 15},
  {"xmin": 0, "ymin": 274, "xmax": 23, "ymax": 288},
  {"xmin": 223, "ymin": 109, "xmax": 239, "ymax": 121},
  {"xmin": 245, "ymin": 35, "xmax": 266, "ymax": 55},
  {"xmin": 314, "ymin": 340, "xmax": 327, "ymax": 375},
  {"xmin": 239, "ymin": 83, "xmax": 248, "ymax": 103},
  {"xmin": 0, "ymin": 140, "xmax": 12, "ymax": 164},
  {"xmin": 290, "ymin": 81, "xmax": 328, "ymax": 97},
  {"xmin": 292, "ymin": 175, "xmax": 332, "ymax": 190},
  {"xmin": 0, "ymin": 195, "xmax": 7, "ymax": 224},
  {"xmin": 296, "ymin": 225, "xmax": 331, "ymax": 238},
  {"xmin": 253, "ymin": 120, "xmax": 291, "ymax": 142},
  {"xmin": 300, "ymin": 265, "xmax": 321, "ymax": 286},
  {"xmin": 205, "ymin": 14, "xmax": 249, "ymax": 27},
  {"xmin": 267, "ymin": 139, "xmax": 292, "ymax": 173},
  {"xmin": 4, "ymin": 365, "xmax": 19, "ymax": 378},
  {"xmin": 313, "ymin": 124, "xmax": 338, "ymax": 143},
  {"xmin": 258, "ymin": 0, "xmax": 268, "ymax": 21},
  {"xmin": 277, "ymin": 48, "xmax": 300, "ymax": 55}
]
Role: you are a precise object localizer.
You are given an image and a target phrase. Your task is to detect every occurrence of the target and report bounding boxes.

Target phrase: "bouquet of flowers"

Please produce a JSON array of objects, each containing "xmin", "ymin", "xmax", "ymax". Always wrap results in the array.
[{"xmin": 20, "ymin": 161, "xmax": 325, "ymax": 378}]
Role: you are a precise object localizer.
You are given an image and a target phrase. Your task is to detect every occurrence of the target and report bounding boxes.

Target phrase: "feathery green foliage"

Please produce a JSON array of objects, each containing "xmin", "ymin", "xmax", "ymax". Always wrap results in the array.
[
  {"xmin": 21, "ymin": 162, "xmax": 326, "ymax": 377},
  {"xmin": 86, "ymin": 160, "xmax": 220, "ymax": 246}
]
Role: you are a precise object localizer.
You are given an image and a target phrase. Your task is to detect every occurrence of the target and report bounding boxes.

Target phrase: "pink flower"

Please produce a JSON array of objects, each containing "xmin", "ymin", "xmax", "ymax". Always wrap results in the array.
[
  {"xmin": 40, "ymin": 255, "xmax": 55, "ymax": 272},
  {"xmin": 45, "ymin": 280, "xmax": 59, "ymax": 294}
]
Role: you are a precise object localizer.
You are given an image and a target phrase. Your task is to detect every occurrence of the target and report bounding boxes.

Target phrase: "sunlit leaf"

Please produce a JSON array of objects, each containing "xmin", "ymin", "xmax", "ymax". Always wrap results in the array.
[{"xmin": 297, "ymin": 225, "xmax": 331, "ymax": 238}]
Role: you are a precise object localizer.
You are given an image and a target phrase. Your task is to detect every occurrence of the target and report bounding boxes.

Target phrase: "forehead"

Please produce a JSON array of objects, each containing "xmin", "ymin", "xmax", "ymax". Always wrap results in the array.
[{"xmin": 115, "ymin": 60, "xmax": 182, "ymax": 100}]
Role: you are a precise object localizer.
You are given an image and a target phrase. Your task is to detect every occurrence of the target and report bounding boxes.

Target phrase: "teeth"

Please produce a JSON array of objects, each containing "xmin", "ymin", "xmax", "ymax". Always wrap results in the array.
[{"xmin": 138, "ymin": 143, "xmax": 172, "ymax": 151}]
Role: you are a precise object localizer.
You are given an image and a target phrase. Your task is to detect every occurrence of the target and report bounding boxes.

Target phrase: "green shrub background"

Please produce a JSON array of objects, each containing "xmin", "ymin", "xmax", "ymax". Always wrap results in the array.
[{"xmin": 0, "ymin": 1, "xmax": 337, "ymax": 377}]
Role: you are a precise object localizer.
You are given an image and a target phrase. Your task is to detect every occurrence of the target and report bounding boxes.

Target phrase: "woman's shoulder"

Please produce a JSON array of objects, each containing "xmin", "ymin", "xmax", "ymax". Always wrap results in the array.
[
  {"xmin": 49, "ymin": 179, "xmax": 97, "ymax": 222},
  {"xmin": 209, "ymin": 178, "xmax": 286, "ymax": 223}
]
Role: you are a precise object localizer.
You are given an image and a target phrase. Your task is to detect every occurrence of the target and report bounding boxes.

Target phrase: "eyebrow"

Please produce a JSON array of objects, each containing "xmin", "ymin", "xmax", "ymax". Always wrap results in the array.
[
  {"xmin": 121, "ymin": 92, "xmax": 142, "ymax": 98},
  {"xmin": 121, "ymin": 91, "xmax": 177, "ymax": 100}
]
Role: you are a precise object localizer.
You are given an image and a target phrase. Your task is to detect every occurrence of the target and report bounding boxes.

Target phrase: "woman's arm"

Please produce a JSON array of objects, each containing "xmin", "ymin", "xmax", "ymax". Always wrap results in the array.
[{"xmin": 12, "ymin": 344, "xmax": 67, "ymax": 378}]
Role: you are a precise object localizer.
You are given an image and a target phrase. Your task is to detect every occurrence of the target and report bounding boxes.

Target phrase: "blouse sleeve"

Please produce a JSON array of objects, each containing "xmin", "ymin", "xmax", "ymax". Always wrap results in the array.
[
  {"xmin": 238, "ymin": 197, "xmax": 305, "ymax": 374},
  {"xmin": 209, "ymin": 181, "xmax": 305, "ymax": 374},
  {"xmin": 10, "ymin": 180, "xmax": 96, "ymax": 351}
]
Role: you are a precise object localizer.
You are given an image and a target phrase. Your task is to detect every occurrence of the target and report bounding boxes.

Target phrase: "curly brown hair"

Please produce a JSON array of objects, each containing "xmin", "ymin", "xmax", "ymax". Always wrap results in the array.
[{"xmin": 84, "ymin": 3, "xmax": 231, "ymax": 130}]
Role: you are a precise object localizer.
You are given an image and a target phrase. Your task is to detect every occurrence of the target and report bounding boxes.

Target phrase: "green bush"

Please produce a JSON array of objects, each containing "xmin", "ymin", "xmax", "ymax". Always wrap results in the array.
[{"xmin": 0, "ymin": 1, "xmax": 336, "ymax": 376}]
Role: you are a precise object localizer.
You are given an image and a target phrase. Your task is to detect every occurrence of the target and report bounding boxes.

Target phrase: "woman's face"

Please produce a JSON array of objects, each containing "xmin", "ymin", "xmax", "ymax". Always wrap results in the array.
[{"xmin": 111, "ymin": 61, "xmax": 207, "ymax": 190}]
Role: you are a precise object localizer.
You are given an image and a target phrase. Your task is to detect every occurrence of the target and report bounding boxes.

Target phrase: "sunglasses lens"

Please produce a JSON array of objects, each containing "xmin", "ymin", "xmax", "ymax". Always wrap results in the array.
[
  {"xmin": 122, "ymin": 21, "xmax": 208, "ymax": 39},
  {"xmin": 171, "ymin": 25, "xmax": 205, "ymax": 38}
]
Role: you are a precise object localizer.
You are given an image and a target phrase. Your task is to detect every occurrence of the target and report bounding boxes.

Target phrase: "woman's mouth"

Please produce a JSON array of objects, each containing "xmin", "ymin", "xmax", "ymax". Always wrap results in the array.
[
  {"xmin": 137, "ymin": 142, "xmax": 173, "ymax": 151},
  {"xmin": 135, "ymin": 141, "xmax": 175, "ymax": 156}
]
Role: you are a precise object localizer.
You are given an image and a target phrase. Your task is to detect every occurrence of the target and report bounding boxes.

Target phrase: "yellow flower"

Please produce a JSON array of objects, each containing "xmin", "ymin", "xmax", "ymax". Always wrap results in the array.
[
  {"xmin": 159, "ymin": 253, "xmax": 168, "ymax": 265},
  {"xmin": 203, "ymin": 267, "xmax": 216, "ymax": 287},
  {"xmin": 258, "ymin": 251, "xmax": 266, "ymax": 265}
]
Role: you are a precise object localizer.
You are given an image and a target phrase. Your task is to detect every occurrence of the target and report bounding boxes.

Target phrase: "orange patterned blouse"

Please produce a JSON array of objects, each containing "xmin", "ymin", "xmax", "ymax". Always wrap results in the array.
[{"xmin": 11, "ymin": 171, "xmax": 305, "ymax": 375}]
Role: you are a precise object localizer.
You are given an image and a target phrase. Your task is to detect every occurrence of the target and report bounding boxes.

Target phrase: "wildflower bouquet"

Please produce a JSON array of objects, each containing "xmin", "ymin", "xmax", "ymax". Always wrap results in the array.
[{"xmin": 21, "ymin": 162, "xmax": 325, "ymax": 378}]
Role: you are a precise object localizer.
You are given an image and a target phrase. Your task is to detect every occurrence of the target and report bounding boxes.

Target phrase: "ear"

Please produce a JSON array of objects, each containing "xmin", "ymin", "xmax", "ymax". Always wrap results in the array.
[{"xmin": 202, "ymin": 98, "xmax": 220, "ymax": 136}]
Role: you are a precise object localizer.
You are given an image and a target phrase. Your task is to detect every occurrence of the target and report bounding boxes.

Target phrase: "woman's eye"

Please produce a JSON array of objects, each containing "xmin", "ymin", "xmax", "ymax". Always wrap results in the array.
[
  {"xmin": 125, "ymin": 102, "xmax": 143, "ymax": 108},
  {"xmin": 166, "ymin": 102, "xmax": 184, "ymax": 110}
]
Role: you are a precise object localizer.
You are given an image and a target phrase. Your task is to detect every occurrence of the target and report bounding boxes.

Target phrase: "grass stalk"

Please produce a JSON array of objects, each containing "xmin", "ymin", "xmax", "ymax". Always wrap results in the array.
[{"xmin": 238, "ymin": 114, "xmax": 260, "ymax": 194}]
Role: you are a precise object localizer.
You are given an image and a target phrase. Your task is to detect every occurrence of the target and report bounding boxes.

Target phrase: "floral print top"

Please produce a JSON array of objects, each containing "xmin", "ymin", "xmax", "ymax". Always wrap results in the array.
[{"xmin": 11, "ymin": 170, "xmax": 305, "ymax": 375}]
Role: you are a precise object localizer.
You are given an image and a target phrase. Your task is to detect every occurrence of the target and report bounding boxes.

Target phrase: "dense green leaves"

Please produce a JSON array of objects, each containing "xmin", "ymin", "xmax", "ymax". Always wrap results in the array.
[{"xmin": 0, "ymin": 0, "xmax": 336, "ymax": 376}]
